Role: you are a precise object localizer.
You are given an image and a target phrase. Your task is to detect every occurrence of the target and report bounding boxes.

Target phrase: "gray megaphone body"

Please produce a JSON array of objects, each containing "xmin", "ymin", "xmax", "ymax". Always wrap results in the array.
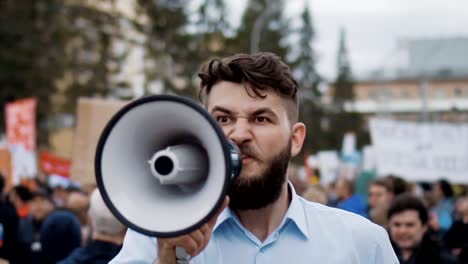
[{"xmin": 95, "ymin": 95, "xmax": 242, "ymax": 262}]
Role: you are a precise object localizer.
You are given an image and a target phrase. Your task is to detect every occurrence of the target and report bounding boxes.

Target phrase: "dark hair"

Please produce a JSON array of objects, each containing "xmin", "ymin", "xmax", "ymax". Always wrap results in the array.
[
  {"xmin": 386, "ymin": 175, "xmax": 409, "ymax": 196},
  {"xmin": 370, "ymin": 178, "xmax": 393, "ymax": 193},
  {"xmin": 437, "ymin": 179, "xmax": 453, "ymax": 198},
  {"xmin": 198, "ymin": 52, "xmax": 299, "ymax": 123},
  {"xmin": 13, "ymin": 185, "xmax": 33, "ymax": 202},
  {"xmin": 387, "ymin": 194, "xmax": 429, "ymax": 225}
]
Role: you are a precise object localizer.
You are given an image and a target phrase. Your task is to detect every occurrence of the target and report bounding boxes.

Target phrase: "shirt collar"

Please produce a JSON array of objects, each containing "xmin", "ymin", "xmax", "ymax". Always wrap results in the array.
[
  {"xmin": 213, "ymin": 182, "xmax": 309, "ymax": 240},
  {"xmin": 283, "ymin": 182, "xmax": 310, "ymax": 239}
]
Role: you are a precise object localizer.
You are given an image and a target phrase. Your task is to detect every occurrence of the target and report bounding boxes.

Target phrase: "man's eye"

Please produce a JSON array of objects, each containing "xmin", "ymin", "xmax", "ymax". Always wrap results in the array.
[
  {"xmin": 217, "ymin": 116, "xmax": 231, "ymax": 123},
  {"xmin": 256, "ymin": 117, "xmax": 269, "ymax": 123}
]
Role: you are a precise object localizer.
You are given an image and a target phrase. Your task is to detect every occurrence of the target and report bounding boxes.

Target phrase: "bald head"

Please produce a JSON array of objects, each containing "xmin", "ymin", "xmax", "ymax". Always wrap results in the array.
[{"xmin": 89, "ymin": 189, "xmax": 125, "ymax": 236}]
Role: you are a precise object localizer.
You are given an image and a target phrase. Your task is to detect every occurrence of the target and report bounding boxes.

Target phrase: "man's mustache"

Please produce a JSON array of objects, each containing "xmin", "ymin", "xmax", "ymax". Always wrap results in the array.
[{"xmin": 238, "ymin": 144, "xmax": 260, "ymax": 161}]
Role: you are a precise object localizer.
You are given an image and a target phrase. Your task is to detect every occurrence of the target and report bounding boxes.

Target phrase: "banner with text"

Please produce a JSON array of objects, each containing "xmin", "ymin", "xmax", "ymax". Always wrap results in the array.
[
  {"xmin": 5, "ymin": 98, "xmax": 37, "ymax": 183},
  {"xmin": 369, "ymin": 118, "xmax": 468, "ymax": 183}
]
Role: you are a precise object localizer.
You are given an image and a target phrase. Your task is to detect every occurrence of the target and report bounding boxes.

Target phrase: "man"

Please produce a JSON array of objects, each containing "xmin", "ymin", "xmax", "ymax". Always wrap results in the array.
[
  {"xmin": 335, "ymin": 177, "xmax": 368, "ymax": 217},
  {"xmin": 58, "ymin": 189, "xmax": 126, "ymax": 264},
  {"xmin": 65, "ymin": 190, "xmax": 91, "ymax": 245},
  {"xmin": 368, "ymin": 178, "xmax": 395, "ymax": 227},
  {"xmin": 444, "ymin": 196, "xmax": 468, "ymax": 263},
  {"xmin": 111, "ymin": 53, "xmax": 398, "ymax": 264},
  {"xmin": 388, "ymin": 193, "xmax": 456, "ymax": 264}
]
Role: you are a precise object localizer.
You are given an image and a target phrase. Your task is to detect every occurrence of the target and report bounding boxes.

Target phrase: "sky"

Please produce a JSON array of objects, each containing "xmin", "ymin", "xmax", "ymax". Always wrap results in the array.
[{"xmin": 225, "ymin": 0, "xmax": 468, "ymax": 80}]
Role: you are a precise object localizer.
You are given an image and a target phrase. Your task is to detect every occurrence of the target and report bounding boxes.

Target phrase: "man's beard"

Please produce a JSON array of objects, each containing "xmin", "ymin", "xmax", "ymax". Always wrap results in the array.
[{"xmin": 228, "ymin": 140, "xmax": 292, "ymax": 211}]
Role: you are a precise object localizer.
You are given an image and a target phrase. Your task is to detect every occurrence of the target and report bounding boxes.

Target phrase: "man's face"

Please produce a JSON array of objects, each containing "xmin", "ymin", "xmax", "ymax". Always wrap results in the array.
[
  {"xmin": 368, "ymin": 184, "xmax": 393, "ymax": 209},
  {"xmin": 30, "ymin": 197, "xmax": 54, "ymax": 221},
  {"xmin": 206, "ymin": 81, "xmax": 305, "ymax": 210},
  {"xmin": 389, "ymin": 210, "xmax": 427, "ymax": 251}
]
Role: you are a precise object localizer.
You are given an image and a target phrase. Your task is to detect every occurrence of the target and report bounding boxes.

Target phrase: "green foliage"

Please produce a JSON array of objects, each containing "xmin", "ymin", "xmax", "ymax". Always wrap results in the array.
[
  {"xmin": 329, "ymin": 28, "xmax": 369, "ymax": 150},
  {"xmin": 0, "ymin": 0, "xmax": 67, "ymax": 144}
]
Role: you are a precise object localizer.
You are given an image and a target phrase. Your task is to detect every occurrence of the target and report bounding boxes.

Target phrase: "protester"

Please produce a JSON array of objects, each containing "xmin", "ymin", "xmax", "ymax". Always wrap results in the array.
[
  {"xmin": 368, "ymin": 178, "xmax": 394, "ymax": 228},
  {"xmin": 431, "ymin": 179, "xmax": 455, "ymax": 235},
  {"xmin": 9, "ymin": 185, "xmax": 33, "ymax": 219},
  {"xmin": 110, "ymin": 52, "xmax": 397, "ymax": 263},
  {"xmin": 58, "ymin": 189, "xmax": 126, "ymax": 264},
  {"xmin": 335, "ymin": 177, "xmax": 368, "ymax": 217},
  {"xmin": 65, "ymin": 190, "xmax": 91, "ymax": 245},
  {"xmin": 388, "ymin": 194, "xmax": 457, "ymax": 264},
  {"xmin": 14, "ymin": 188, "xmax": 55, "ymax": 264},
  {"xmin": 302, "ymin": 185, "xmax": 328, "ymax": 205},
  {"xmin": 0, "ymin": 173, "xmax": 19, "ymax": 263},
  {"xmin": 444, "ymin": 196, "xmax": 468, "ymax": 263},
  {"xmin": 40, "ymin": 204, "xmax": 82, "ymax": 264}
]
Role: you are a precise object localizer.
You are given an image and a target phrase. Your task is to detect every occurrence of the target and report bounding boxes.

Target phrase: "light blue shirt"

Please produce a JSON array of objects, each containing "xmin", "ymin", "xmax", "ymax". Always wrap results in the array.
[{"xmin": 111, "ymin": 185, "xmax": 398, "ymax": 264}]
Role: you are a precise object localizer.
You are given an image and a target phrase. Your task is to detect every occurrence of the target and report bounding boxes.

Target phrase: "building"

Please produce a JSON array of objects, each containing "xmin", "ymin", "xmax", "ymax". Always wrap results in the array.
[{"xmin": 333, "ymin": 37, "xmax": 468, "ymax": 123}]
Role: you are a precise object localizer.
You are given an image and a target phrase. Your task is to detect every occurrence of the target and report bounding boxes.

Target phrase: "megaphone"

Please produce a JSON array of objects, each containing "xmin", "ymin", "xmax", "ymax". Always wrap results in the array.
[{"xmin": 95, "ymin": 95, "xmax": 241, "ymax": 238}]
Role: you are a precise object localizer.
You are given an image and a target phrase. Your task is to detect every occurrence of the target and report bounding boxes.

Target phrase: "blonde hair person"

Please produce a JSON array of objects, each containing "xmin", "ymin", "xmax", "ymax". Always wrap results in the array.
[{"xmin": 58, "ymin": 189, "xmax": 126, "ymax": 264}]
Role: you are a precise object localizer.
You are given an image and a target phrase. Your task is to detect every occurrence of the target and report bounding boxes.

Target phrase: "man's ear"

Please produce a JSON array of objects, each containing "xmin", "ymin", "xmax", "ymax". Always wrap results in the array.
[{"xmin": 290, "ymin": 122, "xmax": 306, "ymax": 157}]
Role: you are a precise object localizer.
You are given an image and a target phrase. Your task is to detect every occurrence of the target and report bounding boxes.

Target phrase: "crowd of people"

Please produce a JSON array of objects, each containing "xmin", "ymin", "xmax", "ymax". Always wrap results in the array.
[
  {"xmin": 291, "ymin": 170, "xmax": 468, "ymax": 264},
  {"xmin": 0, "ymin": 173, "xmax": 126, "ymax": 264},
  {"xmin": 1, "ymin": 171, "xmax": 467, "ymax": 264}
]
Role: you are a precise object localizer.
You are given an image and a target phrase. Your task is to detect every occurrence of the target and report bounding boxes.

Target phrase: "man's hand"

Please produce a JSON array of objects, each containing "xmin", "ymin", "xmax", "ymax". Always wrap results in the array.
[{"xmin": 155, "ymin": 196, "xmax": 229, "ymax": 264}]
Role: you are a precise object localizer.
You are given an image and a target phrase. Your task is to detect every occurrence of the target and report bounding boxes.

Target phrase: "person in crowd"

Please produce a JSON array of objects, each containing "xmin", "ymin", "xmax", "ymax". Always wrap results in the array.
[
  {"xmin": 387, "ymin": 174, "xmax": 410, "ymax": 196},
  {"xmin": 444, "ymin": 196, "xmax": 468, "ymax": 263},
  {"xmin": 14, "ymin": 188, "xmax": 55, "ymax": 264},
  {"xmin": 0, "ymin": 173, "xmax": 19, "ymax": 263},
  {"xmin": 59, "ymin": 189, "xmax": 126, "ymax": 264},
  {"xmin": 368, "ymin": 178, "xmax": 394, "ymax": 228},
  {"xmin": 431, "ymin": 179, "xmax": 455, "ymax": 235},
  {"xmin": 335, "ymin": 177, "xmax": 368, "ymax": 217},
  {"xmin": 388, "ymin": 193, "xmax": 457, "ymax": 264},
  {"xmin": 66, "ymin": 190, "xmax": 91, "ymax": 245},
  {"xmin": 302, "ymin": 185, "xmax": 328, "ymax": 205},
  {"xmin": 9, "ymin": 185, "xmax": 33, "ymax": 219},
  {"xmin": 110, "ymin": 52, "xmax": 397, "ymax": 264}
]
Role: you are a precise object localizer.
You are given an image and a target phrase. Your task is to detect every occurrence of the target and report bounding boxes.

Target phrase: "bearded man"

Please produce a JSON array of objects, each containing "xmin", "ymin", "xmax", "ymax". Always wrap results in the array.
[{"xmin": 110, "ymin": 53, "xmax": 398, "ymax": 264}]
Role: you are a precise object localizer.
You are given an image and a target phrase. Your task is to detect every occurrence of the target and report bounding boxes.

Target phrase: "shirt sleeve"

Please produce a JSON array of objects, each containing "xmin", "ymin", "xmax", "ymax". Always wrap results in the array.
[
  {"xmin": 371, "ymin": 226, "xmax": 399, "ymax": 264},
  {"xmin": 110, "ymin": 229, "xmax": 158, "ymax": 264}
]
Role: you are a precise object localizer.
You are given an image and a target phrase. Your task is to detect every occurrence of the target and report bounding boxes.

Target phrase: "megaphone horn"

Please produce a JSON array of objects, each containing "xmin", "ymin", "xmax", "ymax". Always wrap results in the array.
[{"xmin": 95, "ymin": 95, "xmax": 241, "ymax": 238}]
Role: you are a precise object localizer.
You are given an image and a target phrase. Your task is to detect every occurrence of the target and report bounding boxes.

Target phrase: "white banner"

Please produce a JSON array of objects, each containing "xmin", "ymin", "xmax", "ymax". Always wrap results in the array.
[{"xmin": 369, "ymin": 118, "xmax": 468, "ymax": 183}]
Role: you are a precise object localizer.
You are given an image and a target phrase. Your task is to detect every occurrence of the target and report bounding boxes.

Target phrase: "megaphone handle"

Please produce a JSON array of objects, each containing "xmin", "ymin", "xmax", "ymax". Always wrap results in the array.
[{"xmin": 175, "ymin": 246, "xmax": 191, "ymax": 264}]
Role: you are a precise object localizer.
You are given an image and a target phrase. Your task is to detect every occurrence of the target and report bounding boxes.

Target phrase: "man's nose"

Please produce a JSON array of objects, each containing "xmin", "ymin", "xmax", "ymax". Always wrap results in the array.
[{"xmin": 228, "ymin": 118, "xmax": 252, "ymax": 145}]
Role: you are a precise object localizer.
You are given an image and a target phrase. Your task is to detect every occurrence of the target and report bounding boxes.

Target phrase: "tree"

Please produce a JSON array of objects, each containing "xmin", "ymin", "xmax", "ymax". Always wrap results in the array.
[
  {"xmin": 135, "ymin": 0, "xmax": 192, "ymax": 96},
  {"xmin": 289, "ymin": 5, "xmax": 326, "ymax": 154},
  {"xmin": 329, "ymin": 28, "xmax": 368, "ymax": 150},
  {"xmin": 0, "ymin": 0, "xmax": 68, "ymax": 145},
  {"xmin": 232, "ymin": 0, "xmax": 289, "ymax": 58}
]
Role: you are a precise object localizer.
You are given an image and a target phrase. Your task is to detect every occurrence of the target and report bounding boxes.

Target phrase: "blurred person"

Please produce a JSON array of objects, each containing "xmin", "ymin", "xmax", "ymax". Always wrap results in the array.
[
  {"xmin": 388, "ymin": 194, "xmax": 456, "ymax": 264},
  {"xmin": 368, "ymin": 178, "xmax": 394, "ymax": 228},
  {"xmin": 110, "ymin": 53, "xmax": 397, "ymax": 263},
  {"xmin": 58, "ymin": 189, "xmax": 126, "ymax": 264},
  {"xmin": 9, "ymin": 185, "xmax": 33, "ymax": 219},
  {"xmin": 287, "ymin": 164, "xmax": 307, "ymax": 196},
  {"xmin": 386, "ymin": 175, "xmax": 409, "ymax": 196},
  {"xmin": 65, "ymin": 190, "xmax": 91, "ymax": 245},
  {"xmin": 14, "ymin": 188, "xmax": 55, "ymax": 264},
  {"xmin": 48, "ymin": 174, "xmax": 72, "ymax": 207},
  {"xmin": 302, "ymin": 185, "xmax": 328, "ymax": 205},
  {"xmin": 368, "ymin": 178, "xmax": 394, "ymax": 210},
  {"xmin": 431, "ymin": 179, "xmax": 455, "ymax": 235},
  {"xmin": 335, "ymin": 177, "xmax": 368, "ymax": 217},
  {"xmin": 0, "ymin": 173, "xmax": 19, "ymax": 263},
  {"xmin": 39, "ymin": 202, "xmax": 82, "ymax": 264},
  {"xmin": 443, "ymin": 196, "xmax": 468, "ymax": 262}
]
